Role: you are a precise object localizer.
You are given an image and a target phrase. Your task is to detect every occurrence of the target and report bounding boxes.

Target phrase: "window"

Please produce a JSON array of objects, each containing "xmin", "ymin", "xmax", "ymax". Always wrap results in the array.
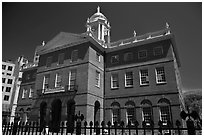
[
  {"xmin": 2, "ymin": 78, "xmax": 6, "ymax": 83},
  {"xmin": 95, "ymin": 71, "xmax": 100, "ymax": 87},
  {"xmin": 156, "ymin": 67, "xmax": 166, "ymax": 84},
  {"xmin": 124, "ymin": 52, "xmax": 133, "ymax": 62},
  {"xmin": 2, "ymin": 86, "xmax": 4, "ymax": 92},
  {"xmin": 112, "ymin": 108, "xmax": 120, "ymax": 124},
  {"xmin": 4, "ymin": 95, "xmax": 9, "ymax": 101},
  {"xmin": 140, "ymin": 69, "xmax": 149, "ymax": 85},
  {"xmin": 26, "ymin": 74, "xmax": 30, "ymax": 80},
  {"xmin": 143, "ymin": 107, "xmax": 152, "ymax": 124},
  {"xmin": 111, "ymin": 55, "xmax": 119, "ymax": 64},
  {"xmin": 43, "ymin": 74, "xmax": 50, "ymax": 92},
  {"xmin": 32, "ymin": 73, "xmax": 36, "ymax": 79},
  {"xmin": 58, "ymin": 53, "xmax": 65, "ymax": 65},
  {"xmin": 29, "ymin": 88, "xmax": 33, "ymax": 98},
  {"xmin": 55, "ymin": 73, "xmax": 62, "ymax": 88},
  {"xmin": 160, "ymin": 106, "xmax": 171, "ymax": 124},
  {"xmin": 7, "ymin": 66, "xmax": 13, "ymax": 71},
  {"xmin": 154, "ymin": 47, "xmax": 163, "ymax": 56},
  {"xmin": 22, "ymin": 89, "xmax": 27, "ymax": 99},
  {"xmin": 6, "ymin": 87, "xmax": 11, "ymax": 92},
  {"xmin": 111, "ymin": 102, "xmax": 121, "ymax": 124},
  {"xmin": 7, "ymin": 79, "xmax": 13, "ymax": 84},
  {"xmin": 2, "ymin": 65, "xmax": 6, "ymax": 70},
  {"xmin": 96, "ymin": 52, "xmax": 100, "ymax": 62},
  {"xmin": 158, "ymin": 98, "xmax": 171, "ymax": 125},
  {"xmin": 138, "ymin": 50, "xmax": 147, "ymax": 59},
  {"xmin": 111, "ymin": 73, "xmax": 119, "ymax": 89},
  {"xmin": 125, "ymin": 72, "xmax": 133, "ymax": 87},
  {"xmin": 6, "ymin": 73, "xmax": 11, "ymax": 76},
  {"xmin": 46, "ymin": 56, "xmax": 52, "ymax": 67},
  {"xmin": 71, "ymin": 50, "xmax": 78, "ymax": 62},
  {"xmin": 126, "ymin": 108, "xmax": 135, "ymax": 125},
  {"xmin": 68, "ymin": 70, "xmax": 77, "ymax": 90},
  {"xmin": 141, "ymin": 99, "xmax": 153, "ymax": 127}
]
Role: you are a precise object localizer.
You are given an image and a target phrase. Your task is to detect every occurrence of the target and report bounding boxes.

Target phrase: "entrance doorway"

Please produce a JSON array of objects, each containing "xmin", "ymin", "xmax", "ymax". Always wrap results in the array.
[
  {"xmin": 40, "ymin": 102, "xmax": 47, "ymax": 131},
  {"xmin": 51, "ymin": 99, "xmax": 62, "ymax": 132},
  {"xmin": 94, "ymin": 101, "xmax": 100, "ymax": 125},
  {"xmin": 67, "ymin": 100, "xmax": 75, "ymax": 133}
]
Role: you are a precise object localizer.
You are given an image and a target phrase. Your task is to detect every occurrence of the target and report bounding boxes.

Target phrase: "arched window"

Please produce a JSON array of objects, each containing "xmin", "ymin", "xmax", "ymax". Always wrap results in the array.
[
  {"xmin": 111, "ymin": 102, "xmax": 120, "ymax": 124},
  {"xmin": 158, "ymin": 98, "xmax": 171, "ymax": 125},
  {"xmin": 141, "ymin": 99, "xmax": 153, "ymax": 126},
  {"xmin": 125, "ymin": 101, "xmax": 135, "ymax": 125}
]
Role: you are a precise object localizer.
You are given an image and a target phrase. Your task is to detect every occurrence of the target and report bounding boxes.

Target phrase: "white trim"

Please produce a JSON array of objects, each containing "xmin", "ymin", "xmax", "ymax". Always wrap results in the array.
[
  {"xmin": 96, "ymin": 52, "xmax": 101, "ymax": 62},
  {"xmin": 139, "ymin": 69, "xmax": 149, "ymax": 86},
  {"xmin": 29, "ymin": 88, "xmax": 33, "ymax": 98},
  {"xmin": 155, "ymin": 67, "xmax": 167, "ymax": 84},
  {"xmin": 95, "ymin": 71, "xmax": 100, "ymax": 88},
  {"xmin": 125, "ymin": 71, "xmax": 133, "ymax": 87},
  {"xmin": 22, "ymin": 89, "xmax": 25, "ymax": 99},
  {"xmin": 42, "ymin": 76, "xmax": 45, "ymax": 93},
  {"xmin": 68, "ymin": 71, "xmax": 71, "ymax": 90},
  {"xmin": 55, "ymin": 73, "xmax": 58, "ymax": 87},
  {"xmin": 111, "ymin": 73, "xmax": 119, "ymax": 89}
]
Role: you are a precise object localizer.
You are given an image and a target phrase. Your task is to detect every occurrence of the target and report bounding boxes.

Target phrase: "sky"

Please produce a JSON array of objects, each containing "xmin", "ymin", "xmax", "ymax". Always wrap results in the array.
[{"xmin": 2, "ymin": 2, "xmax": 202, "ymax": 91}]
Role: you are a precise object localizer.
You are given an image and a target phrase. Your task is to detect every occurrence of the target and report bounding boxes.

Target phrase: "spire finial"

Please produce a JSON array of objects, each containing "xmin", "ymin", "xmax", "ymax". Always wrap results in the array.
[
  {"xmin": 97, "ymin": 6, "xmax": 100, "ymax": 13},
  {"xmin": 42, "ymin": 41, "xmax": 46, "ymax": 46},
  {"xmin": 166, "ymin": 22, "xmax": 170, "ymax": 29},
  {"xmin": 87, "ymin": 18, "xmax": 90, "ymax": 23},
  {"xmin": 133, "ymin": 30, "xmax": 136, "ymax": 37}
]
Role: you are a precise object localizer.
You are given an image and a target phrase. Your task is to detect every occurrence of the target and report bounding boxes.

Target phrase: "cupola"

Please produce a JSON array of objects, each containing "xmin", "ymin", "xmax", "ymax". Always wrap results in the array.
[{"xmin": 86, "ymin": 6, "xmax": 111, "ymax": 47}]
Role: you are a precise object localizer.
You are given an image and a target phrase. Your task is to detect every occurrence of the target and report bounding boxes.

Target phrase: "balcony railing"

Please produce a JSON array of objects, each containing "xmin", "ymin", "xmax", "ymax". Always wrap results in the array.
[{"xmin": 36, "ymin": 85, "xmax": 78, "ymax": 96}]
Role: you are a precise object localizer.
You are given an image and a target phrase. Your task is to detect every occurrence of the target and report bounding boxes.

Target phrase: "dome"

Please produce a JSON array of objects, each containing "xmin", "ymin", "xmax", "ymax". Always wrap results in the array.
[{"xmin": 89, "ymin": 6, "xmax": 107, "ymax": 22}]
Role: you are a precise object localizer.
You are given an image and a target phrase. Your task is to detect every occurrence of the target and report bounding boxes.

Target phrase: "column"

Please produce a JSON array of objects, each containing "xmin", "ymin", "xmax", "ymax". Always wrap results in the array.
[{"xmin": 98, "ymin": 23, "xmax": 101, "ymax": 40}]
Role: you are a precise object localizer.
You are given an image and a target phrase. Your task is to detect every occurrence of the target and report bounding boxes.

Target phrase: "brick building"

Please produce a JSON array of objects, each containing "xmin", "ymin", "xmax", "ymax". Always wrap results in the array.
[
  {"xmin": 16, "ymin": 63, "xmax": 37, "ymax": 122},
  {"xmin": 28, "ymin": 7, "xmax": 184, "ymax": 131}
]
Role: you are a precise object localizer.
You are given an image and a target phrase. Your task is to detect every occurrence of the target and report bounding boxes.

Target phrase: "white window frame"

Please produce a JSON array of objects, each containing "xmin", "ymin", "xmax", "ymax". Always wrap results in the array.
[
  {"xmin": 126, "ymin": 107, "xmax": 135, "ymax": 125},
  {"xmin": 125, "ymin": 71, "xmax": 133, "ymax": 87},
  {"xmin": 140, "ymin": 69, "xmax": 149, "ymax": 86},
  {"xmin": 5, "ymin": 87, "xmax": 11, "ymax": 92},
  {"xmin": 95, "ymin": 71, "xmax": 100, "ymax": 88},
  {"xmin": 112, "ymin": 108, "xmax": 120, "ymax": 125},
  {"xmin": 111, "ymin": 73, "xmax": 119, "ymax": 89},
  {"xmin": 142, "ymin": 107, "xmax": 152, "ymax": 125},
  {"xmin": 42, "ymin": 75, "xmax": 49, "ymax": 92},
  {"xmin": 29, "ymin": 88, "xmax": 33, "ymax": 98},
  {"xmin": 4, "ymin": 95, "xmax": 10, "ymax": 101},
  {"xmin": 155, "ymin": 67, "xmax": 166, "ymax": 84},
  {"xmin": 22, "ymin": 89, "xmax": 27, "ymax": 99},
  {"xmin": 68, "ymin": 70, "xmax": 77, "ymax": 90},
  {"xmin": 159, "ymin": 105, "xmax": 171, "ymax": 125},
  {"xmin": 7, "ymin": 79, "xmax": 13, "ymax": 84},
  {"xmin": 55, "ymin": 73, "xmax": 62, "ymax": 88},
  {"xmin": 96, "ymin": 52, "xmax": 100, "ymax": 62},
  {"xmin": 2, "ymin": 78, "xmax": 6, "ymax": 83}
]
